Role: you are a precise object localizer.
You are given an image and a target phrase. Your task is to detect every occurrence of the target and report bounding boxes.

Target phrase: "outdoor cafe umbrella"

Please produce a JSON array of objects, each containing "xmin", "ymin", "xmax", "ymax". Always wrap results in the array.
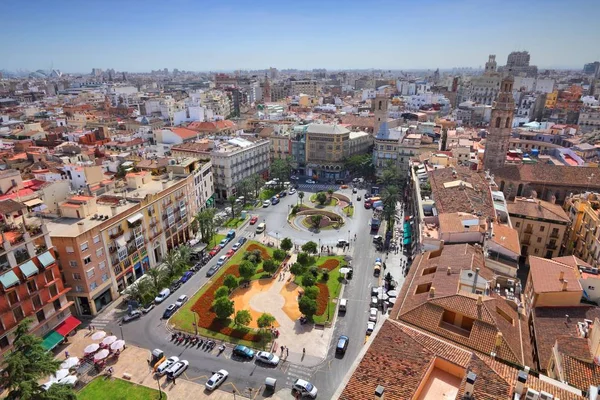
[
  {"xmin": 110, "ymin": 340, "xmax": 125, "ymax": 351},
  {"xmin": 58, "ymin": 375, "xmax": 78, "ymax": 386},
  {"xmin": 51, "ymin": 369, "xmax": 70, "ymax": 381},
  {"xmin": 91, "ymin": 331, "xmax": 106, "ymax": 341},
  {"xmin": 339, "ymin": 267, "xmax": 351, "ymax": 275},
  {"xmin": 60, "ymin": 357, "xmax": 79, "ymax": 370},
  {"xmin": 94, "ymin": 349, "xmax": 110, "ymax": 361},
  {"xmin": 388, "ymin": 297, "xmax": 397, "ymax": 305},
  {"xmin": 387, "ymin": 290, "xmax": 398, "ymax": 298},
  {"xmin": 84, "ymin": 343, "xmax": 100, "ymax": 354},
  {"xmin": 102, "ymin": 336, "xmax": 117, "ymax": 346}
]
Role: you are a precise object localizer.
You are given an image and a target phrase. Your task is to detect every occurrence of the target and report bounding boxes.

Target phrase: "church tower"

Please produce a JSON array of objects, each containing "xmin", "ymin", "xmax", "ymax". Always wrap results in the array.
[
  {"xmin": 483, "ymin": 76, "xmax": 515, "ymax": 171},
  {"xmin": 484, "ymin": 55, "xmax": 497, "ymax": 75},
  {"xmin": 263, "ymin": 73, "xmax": 271, "ymax": 103},
  {"xmin": 373, "ymin": 94, "xmax": 389, "ymax": 134}
]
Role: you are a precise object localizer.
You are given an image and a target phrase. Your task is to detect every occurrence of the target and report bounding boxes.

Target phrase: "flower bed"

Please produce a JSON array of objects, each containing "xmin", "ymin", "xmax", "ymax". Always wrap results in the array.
[
  {"xmin": 315, "ymin": 282, "xmax": 329, "ymax": 315},
  {"xmin": 319, "ymin": 259, "xmax": 340, "ymax": 271},
  {"xmin": 247, "ymin": 244, "xmax": 271, "ymax": 260}
]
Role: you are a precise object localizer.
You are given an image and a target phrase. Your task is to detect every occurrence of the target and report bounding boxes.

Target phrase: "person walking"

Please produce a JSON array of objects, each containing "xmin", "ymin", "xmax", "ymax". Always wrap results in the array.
[
  {"xmin": 302, "ymin": 348, "xmax": 306, "ymax": 356},
  {"xmin": 281, "ymin": 345, "xmax": 284, "ymax": 354},
  {"xmin": 286, "ymin": 347, "xmax": 289, "ymax": 357}
]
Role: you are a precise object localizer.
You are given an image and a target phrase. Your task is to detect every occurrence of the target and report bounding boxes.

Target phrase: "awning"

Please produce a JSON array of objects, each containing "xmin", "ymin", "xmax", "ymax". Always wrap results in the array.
[
  {"xmin": 38, "ymin": 251, "xmax": 56, "ymax": 268},
  {"xmin": 116, "ymin": 236, "xmax": 126, "ymax": 248},
  {"xmin": 19, "ymin": 260, "xmax": 39, "ymax": 278},
  {"xmin": 54, "ymin": 316, "xmax": 81, "ymax": 336},
  {"xmin": 23, "ymin": 198, "xmax": 43, "ymax": 207},
  {"xmin": 126, "ymin": 213, "xmax": 143, "ymax": 225},
  {"xmin": 0, "ymin": 270, "xmax": 19, "ymax": 289},
  {"xmin": 403, "ymin": 238, "xmax": 411, "ymax": 245},
  {"xmin": 41, "ymin": 331, "xmax": 64, "ymax": 351}
]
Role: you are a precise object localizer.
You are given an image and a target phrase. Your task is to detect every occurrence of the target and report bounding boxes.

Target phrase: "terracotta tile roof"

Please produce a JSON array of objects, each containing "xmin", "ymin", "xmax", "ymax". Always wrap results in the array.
[
  {"xmin": 168, "ymin": 127, "xmax": 200, "ymax": 140},
  {"xmin": 187, "ymin": 120, "xmax": 236, "ymax": 132},
  {"xmin": 0, "ymin": 199, "xmax": 26, "ymax": 215},
  {"xmin": 528, "ymin": 256, "xmax": 582, "ymax": 293},
  {"xmin": 438, "ymin": 212, "xmax": 484, "ymax": 234},
  {"xmin": 171, "ymin": 141, "xmax": 212, "ymax": 154},
  {"xmin": 490, "ymin": 223, "xmax": 521, "ymax": 254},
  {"xmin": 428, "ymin": 166, "xmax": 496, "ymax": 219},
  {"xmin": 493, "ymin": 164, "xmax": 600, "ymax": 189},
  {"xmin": 339, "ymin": 115, "xmax": 375, "ymax": 128},
  {"xmin": 532, "ymin": 306, "xmax": 600, "ymax": 370},
  {"xmin": 560, "ymin": 352, "xmax": 600, "ymax": 390},
  {"xmin": 507, "ymin": 197, "xmax": 569, "ymax": 222},
  {"xmin": 552, "ymin": 255, "xmax": 592, "ymax": 270}
]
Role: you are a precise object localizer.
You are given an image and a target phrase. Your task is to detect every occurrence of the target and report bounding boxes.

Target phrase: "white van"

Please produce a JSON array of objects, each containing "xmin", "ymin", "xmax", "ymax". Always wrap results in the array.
[
  {"xmin": 154, "ymin": 288, "xmax": 171, "ymax": 304},
  {"xmin": 339, "ymin": 298, "xmax": 347, "ymax": 312},
  {"xmin": 256, "ymin": 222, "xmax": 266, "ymax": 234}
]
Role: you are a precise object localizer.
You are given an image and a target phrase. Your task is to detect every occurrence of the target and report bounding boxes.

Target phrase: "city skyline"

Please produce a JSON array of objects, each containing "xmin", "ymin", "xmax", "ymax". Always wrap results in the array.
[{"xmin": 3, "ymin": 0, "xmax": 600, "ymax": 72}]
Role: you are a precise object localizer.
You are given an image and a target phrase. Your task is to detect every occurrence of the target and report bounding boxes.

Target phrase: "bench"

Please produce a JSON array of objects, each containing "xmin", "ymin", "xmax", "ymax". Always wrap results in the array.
[{"xmin": 122, "ymin": 373, "xmax": 132, "ymax": 380}]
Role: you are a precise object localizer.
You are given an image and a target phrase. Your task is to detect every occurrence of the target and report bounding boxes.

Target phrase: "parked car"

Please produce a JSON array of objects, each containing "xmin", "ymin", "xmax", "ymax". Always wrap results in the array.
[
  {"xmin": 256, "ymin": 351, "xmax": 280, "ymax": 366},
  {"xmin": 232, "ymin": 345, "xmax": 255, "ymax": 359},
  {"xmin": 288, "ymin": 188, "xmax": 297, "ymax": 195},
  {"xmin": 357, "ymin": 195, "xmax": 361, "ymax": 201},
  {"xmin": 369, "ymin": 308, "xmax": 378, "ymax": 322},
  {"xmin": 263, "ymin": 200, "xmax": 271, "ymax": 208},
  {"xmin": 225, "ymin": 249, "xmax": 235, "ymax": 257},
  {"xmin": 219, "ymin": 238, "xmax": 229, "ymax": 248},
  {"xmin": 169, "ymin": 281, "xmax": 182, "ymax": 292},
  {"xmin": 256, "ymin": 222, "xmax": 266, "ymax": 234},
  {"xmin": 226, "ymin": 229, "xmax": 236, "ymax": 240},
  {"xmin": 238, "ymin": 237, "xmax": 248, "ymax": 245},
  {"xmin": 352, "ymin": 187, "xmax": 358, "ymax": 193},
  {"xmin": 292, "ymin": 379, "xmax": 318, "ymax": 399},
  {"xmin": 216, "ymin": 255, "xmax": 228, "ymax": 266},
  {"xmin": 305, "ymin": 179, "xmax": 316, "ymax": 184},
  {"xmin": 279, "ymin": 191, "xmax": 287, "ymax": 197},
  {"xmin": 179, "ymin": 271, "xmax": 193, "ymax": 283},
  {"xmin": 232, "ymin": 242, "xmax": 241, "ymax": 251},
  {"xmin": 271, "ymin": 196, "xmax": 280, "ymax": 205},
  {"xmin": 370, "ymin": 296, "xmax": 379, "ymax": 308},
  {"xmin": 154, "ymin": 288, "xmax": 171, "ymax": 304},
  {"xmin": 206, "ymin": 265, "xmax": 219, "ymax": 277},
  {"xmin": 249, "ymin": 216, "xmax": 258, "ymax": 225},
  {"xmin": 165, "ymin": 360, "xmax": 189, "ymax": 378},
  {"xmin": 122, "ymin": 310, "xmax": 142, "ymax": 323},
  {"xmin": 162, "ymin": 304, "xmax": 178, "ymax": 319},
  {"xmin": 336, "ymin": 239, "xmax": 349, "ymax": 247},
  {"xmin": 156, "ymin": 356, "xmax": 179, "ymax": 376},
  {"xmin": 366, "ymin": 322, "xmax": 375, "ymax": 335},
  {"xmin": 336, "ymin": 335, "xmax": 349, "ymax": 354},
  {"xmin": 290, "ymin": 175, "xmax": 298, "ymax": 180},
  {"xmin": 205, "ymin": 369, "xmax": 228, "ymax": 391},
  {"xmin": 175, "ymin": 295, "xmax": 188, "ymax": 307},
  {"xmin": 141, "ymin": 303, "xmax": 155, "ymax": 314},
  {"xmin": 209, "ymin": 245, "xmax": 221, "ymax": 257}
]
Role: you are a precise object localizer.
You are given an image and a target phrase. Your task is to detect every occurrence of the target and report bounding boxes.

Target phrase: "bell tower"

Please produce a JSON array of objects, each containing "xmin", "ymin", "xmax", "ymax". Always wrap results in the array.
[
  {"xmin": 373, "ymin": 94, "xmax": 389, "ymax": 134},
  {"xmin": 483, "ymin": 76, "xmax": 515, "ymax": 171}
]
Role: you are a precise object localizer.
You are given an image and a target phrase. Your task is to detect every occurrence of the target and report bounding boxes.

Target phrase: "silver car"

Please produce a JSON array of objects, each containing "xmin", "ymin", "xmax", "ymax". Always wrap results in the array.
[
  {"xmin": 205, "ymin": 369, "xmax": 228, "ymax": 391},
  {"xmin": 256, "ymin": 351, "xmax": 280, "ymax": 366}
]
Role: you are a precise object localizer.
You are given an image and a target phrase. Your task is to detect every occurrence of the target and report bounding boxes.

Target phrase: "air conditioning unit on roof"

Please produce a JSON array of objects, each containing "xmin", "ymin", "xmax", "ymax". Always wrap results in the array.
[
  {"xmin": 538, "ymin": 391, "xmax": 553, "ymax": 400},
  {"xmin": 524, "ymin": 388, "xmax": 540, "ymax": 400}
]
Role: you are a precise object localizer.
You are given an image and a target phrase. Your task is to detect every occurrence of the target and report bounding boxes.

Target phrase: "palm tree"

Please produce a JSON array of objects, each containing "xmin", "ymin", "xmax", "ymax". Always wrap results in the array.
[
  {"xmin": 194, "ymin": 208, "xmax": 217, "ymax": 244},
  {"xmin": 163, "ymin": 249, "xmax": 182, "ymax": 278},
  {"xmin": 298, "ymin": 191, "xmax": 305, "ymax": 205},
  {"xmin": 227, "ymin": 196, "xmax": 237, "ymax": 219},
  {"xmin": 145, "ymin": 267, "xmax": 168, "ymax": 295},
  {"xmin": 177, "ymin": 245, "xmax": 192, "ymax": 267},
  {"xmin": 381, "ymin": 185, "xmax": 400, "ymax": 229}
]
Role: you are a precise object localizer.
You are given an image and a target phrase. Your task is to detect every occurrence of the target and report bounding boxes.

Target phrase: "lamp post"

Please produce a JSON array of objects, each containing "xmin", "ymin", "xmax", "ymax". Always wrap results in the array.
[
  {"xmin": 118, "ymin": 323, "xmax": 124, "ymax": 341},
  {"xmin": 348, "ymin": 230, "xmax": 351, "ymax": 245},
  {"xmin": 275, "ymin": 231, "xmax": 279, "ymax": 248},
  {"xmin": 156, "ymin": 374, "xmax": 163, "ymax": 399},
  {"xmin": 193, "ymin": 312, "xmax": 198, "ymax": 335}
]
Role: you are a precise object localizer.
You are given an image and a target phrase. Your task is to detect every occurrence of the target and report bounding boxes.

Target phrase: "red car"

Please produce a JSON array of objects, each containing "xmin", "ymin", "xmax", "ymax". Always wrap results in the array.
[
  {"xmin": 249, "ymin": 216, "xmax": 258, "ymax": 225},
  {"xmin": 225, "ymin": 249, "xmax": 235, "ymax": 258},
  {"xmin": 209, "ymin": 245, "xmax": 221, "ymax": 257},
  {"xmin": 364, "ymin": 201, "xmax": 372, "ymax": 209}
]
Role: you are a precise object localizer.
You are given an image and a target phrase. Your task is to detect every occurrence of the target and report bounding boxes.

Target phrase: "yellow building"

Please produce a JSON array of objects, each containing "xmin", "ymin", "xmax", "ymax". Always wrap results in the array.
[
  {"xmin": 545, "ymin": 90, "xmax": 558, "ymax": 109},
  {"xmin": 508, "ymin": 197, "xmax": 569, "ymax": 261},
  {"xmin": 563, "ymin": 193, "xmax": 600, "ymax": 266}
]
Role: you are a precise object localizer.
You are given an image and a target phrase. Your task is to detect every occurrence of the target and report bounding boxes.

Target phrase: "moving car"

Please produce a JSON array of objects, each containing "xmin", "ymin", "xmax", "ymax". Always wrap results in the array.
[
  {"xmin": 336, "ymin": 335, "xmax": 349, "ymax": 354},
  {"xmin": 209, "ymin": 245, "xmax": 221, "ymax": 257},
  {"xmin": 288, "ymin": 188, "xmax": 297, "ymax": 195},
  {"xmin": 232, "ymin": 344, "xmax": 255, "ymax": 359},
  {"xmin": 225, "ymin": 249, "xmax": 235, "ymax": 257},
  {"xmin": 156, "ymin": 356, "xmax": 179, "ymax": 376},
  {"xmin": 370, "ymin": 296, "xmax": 379, "ymax": 307},
  {"xmin": 249, "ymin": 216, "xmax": 259, "ymax": 225},
  {"xmin": 305, "ymin": 179, "xmax": 316, "ymax": 184},
  {"xmin": 366, "ymin": 321, "xmax": 375, "ymax": 335},
  {"xmin": 206, "ymin": 265, "xmax": 219, "ymax": 277},
  {"xmin": 279, "ymin": 191, "xmax": 287, "ymax": 197},
  {"xmin": 336, "ymin": 239, "xmax": 349, "ymax": 248},
  {"xmin": 263, "ymin": 200, "xmax": 271, "ymax": 207},
  {"xmin": 292, "ymin": 379, "xmax": 318, "ymax": 399},
  {"xmin": 122, "ymin": 310, "xmax": 142, "ymax": 323},
  {"xmin": 238, "ymin": 237, "xmax": 248, "ymax": 245},
  {"xmin": 216, "ymin": 255, "xmax": 228, "ymax": 266},
  {"xmin": 162, "ymin": 304, "xmax": 178, "ymax": 319},
  {"xmin": 175, "ymin": 295, "xmax": 188, "ymax": 307},
  {"xmin": 356, "ymin": 195, "xmax": 361, "ymax": 201},
  {"xmin": 205, "ymin": 369, "xmax": 228, "ymax": 391},
  {"xmin": 256, "ymin": 351, "xmax": 280, "ymax": 366},
  {"xmin": 165, "ymin": 360, "xmax": 189, "ymax": 378},
  {"xmin": 154, "ymin": 288, "xmax": 171, "ymax": 304},
  {"xmin": 256, "ymin": 222, "xmax": 266, "ymax": 234},
  {"xmin": 290, "ymin": 175, "xmax": 298, "ymax": 180},
  {"xmin": 141, "ymin": 303, "xmax": 155, "ymax": 314},
  {"xmin": 179, "ymin": 271, "xmax": 193, "ymax": 283},
  {"xmin": 271, "ymin": 196, "xmax": 280, "ymax": 205},
  {"xmin": 352, "ymin": 187, "xmax": 358, "ymax": 193},
  {"xmin": 369, "ymin": 308, "xmax": 378, "ymax": 322}
]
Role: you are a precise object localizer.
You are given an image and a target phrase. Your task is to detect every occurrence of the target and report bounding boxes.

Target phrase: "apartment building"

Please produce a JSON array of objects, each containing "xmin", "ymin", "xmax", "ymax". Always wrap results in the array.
[
  {"xmin": 578, "ymin": 106, "xmax": 600, "ymax": 133},
  {"xmin": 290, "ymin": 79, "xmax": 318, "ymax": 96},
  {"xmin": 0, "ymin": 199, "xmax": 75, "ymax": 356},
  {"xmin": 563, "ymin": 192, "xmax": 600, "ymax": 266},
  {"xmin": 47, "ymin": 158, "xmax": 212, "ymax": 317}
]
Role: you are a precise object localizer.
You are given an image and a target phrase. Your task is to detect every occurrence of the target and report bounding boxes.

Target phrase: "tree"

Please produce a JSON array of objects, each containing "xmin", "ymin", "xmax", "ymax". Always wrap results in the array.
[
  {"xmin": 227, "ymin": 196, "xmax": 237, "ymax": 219},
  {"xmin": 234, "ymin": 309, "xmax": 252, "ymax": 327},
  {"xmin": 239, "ymin": 260, "xmax": 257, "ymax": 281},
  {"xmin": 257, "ymin": 313, "xmax": 276, "ymax": 329},
  {"xmin": 302, "ymin": 274, "xmax": 315, "ymax": 286},
  {"xmin": 194, "ymin": 208, "xmax": 217, "ymax": 245},
  {"xmin": 310, "ymin": 215, "xmax": 323, "ymax": 230},
  {"xmin": 301, "ymin": 241, "xmax": 318, "ymax": 255},
  {"xmin": 280, "ymin": 237, "xmax": 293, "ymax": 252},
  {"xmin": 212, "ymin": 296, "xmax": 234, "ymax": 320},
  {"xmin": 290, "ymin": 263, "xmax": 306, "ymax": 276},
  {"xmin": 270, "ymin": 158, "xmax": 292, "ymax": 188},
  {"xmin": 298, "ymin": 191, "xmax": 305, "ymax": 205},
  {"xmin": 251, "ymin": 174, "xmax": 265, "ymax": 198},
  {"xmin": 273, "ymin": 249, "xmax": 286, "ymax": 261},
  {"xmin": 223, "ymin": 274, "xmax": 239, "ymax": 291},
  {"xmin": 343, "ymin": 153, "xmax": 375, "ymax": 177},
  {"xmin": 298, "ymin": 296, "xmax": 317, "ymax": 319},
  {"xmin": 315, "ymin": 192, "xmax": 328, "ymax": 205},
  {"xmin": 0, "ymin": 320, "xmax": 67, "ymax": 400},
  {"xmin": 163, "ymin": 249, "xmax": 183, "ymax": 278},
  {"xmin": 296, "ymin": 252, "xmax": 314, "ymax": 266},
  {"xmin": 242, "ymin": 249, "xmax": 262, "ymax": 264},
  {"xmin": 44, "ymin": 384, "xmax": 78, "ymax": 400},
  {"xmin": 304, "ymin": 285, "xmax": 319, "ymax": 299},
  {"xmin": 327, "ymin": 189, "xmax": 334, "ymax": 200},
  {"xmin": 125, "ymin": 277, "xmax": 154, "ymax": 306},
  {"xmin": 262, "ymin": 259, "xmax": 278, "ymax": 275},
  {"xmin": 235, "ymin": 178, "xmax": 253, "ymax": 205},
  {"xmin": 381, "ymin": 185, "xmax": 400, "ymax": 229},
  {"xmin": 145, "ymin": 267, "xmax": 168, "ymax": 297},
  {"xmin": 177, "ymin": 245, "xmax": 192, "ymax": 268},
  {"xmin": 215, "ymin": 286, "xmax": 230, "ymax": 299}
]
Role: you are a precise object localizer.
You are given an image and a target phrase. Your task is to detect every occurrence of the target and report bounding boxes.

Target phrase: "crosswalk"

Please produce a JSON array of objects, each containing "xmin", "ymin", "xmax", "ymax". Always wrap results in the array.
[
  {"xmin": 284, "ymin": 363, "xmax": 313, "ymax": 386},
  {"xmin": 296, "ymin": 183, "xmax": 340, "ymax": 192},
  {"xmin": 90, "ymin": 309, "xmax": 118, "ymax": 331}
]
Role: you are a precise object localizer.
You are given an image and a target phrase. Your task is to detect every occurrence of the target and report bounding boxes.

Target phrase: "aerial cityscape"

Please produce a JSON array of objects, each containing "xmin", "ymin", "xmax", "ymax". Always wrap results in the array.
[{"xmin": 1, "ymin": 2, "xmax": 600, "ymax": 400}]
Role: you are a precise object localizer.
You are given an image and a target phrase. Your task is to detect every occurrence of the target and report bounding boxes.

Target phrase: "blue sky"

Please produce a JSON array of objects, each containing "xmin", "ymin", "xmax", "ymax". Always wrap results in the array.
[{"xmin": 2, "ymin": 0, "xmax": 599, "ymax": 72}]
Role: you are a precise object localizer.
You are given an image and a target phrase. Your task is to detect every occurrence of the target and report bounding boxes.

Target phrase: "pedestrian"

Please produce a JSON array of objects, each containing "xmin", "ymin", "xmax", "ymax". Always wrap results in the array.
[
  {"xmin": 286, "ymin": 347, "xmax": 289, "ymax": 357},
  {"xmin": 281, "ymin": 345, "xmax": 284, "ymax": 353},
  {"xmin": 302, "ymin": 348, "xmax": 306, "ymax": 355},
  {"xmin": 88, "ymin": 325, "xmax": 92, "ymax": 334},
  {"xmin": 171, "ymin": 373, "xmax": 176, "ymax": 385},
  {"xmin": 65, "ymin": 350, "xmax": 69, "ymax": 359}
]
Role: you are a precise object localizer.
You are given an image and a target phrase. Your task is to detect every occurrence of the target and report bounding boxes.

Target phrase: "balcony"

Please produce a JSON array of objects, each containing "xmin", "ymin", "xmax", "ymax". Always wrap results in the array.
[
  {"xmin": 550, "ymin": 231, "xmax": 560, "ymax": 239},
  {"xmin": 524, "ymin": 226, "xmax": 533, "ymax": 234},
  {"xmin": 547, "ymin": 243, "xmax": 558, "ymax": 250},
  {"xmin": 109, "ymin": 227, "xmax": 124, "ymax": 240}
]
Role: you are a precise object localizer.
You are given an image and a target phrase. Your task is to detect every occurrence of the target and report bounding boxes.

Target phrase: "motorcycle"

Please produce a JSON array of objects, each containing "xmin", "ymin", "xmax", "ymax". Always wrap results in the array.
[
  {"xmin": 171, "ymin": 333, "xmax": 178, "ymax": 342},
  {"xmin": 218, "ymin": 345, "xmax": 225, "ymax": 355},
  {"xmin": 299, "ymin": 316, "xmax": 308, "ymax": 325}
]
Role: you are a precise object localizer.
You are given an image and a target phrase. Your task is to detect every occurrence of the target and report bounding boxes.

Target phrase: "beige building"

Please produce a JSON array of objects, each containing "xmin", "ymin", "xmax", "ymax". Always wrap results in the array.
[
  {"xmin": 290, "ymin": 79, "xmax": 318, "ymax": 96},
  {"xmin": 508, "ymin": 197, "xmax": 569, "ymax": 261},
  {"xmin": 563, "ymin": 192, "xmax": 600, "ymax": 267},
  {"xmin": 577, "ymin": 106, "xmax": 600, "ymax": 133}
]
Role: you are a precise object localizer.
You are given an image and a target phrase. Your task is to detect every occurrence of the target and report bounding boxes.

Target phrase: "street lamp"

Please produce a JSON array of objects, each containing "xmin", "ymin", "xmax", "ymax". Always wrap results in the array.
[
  {"xmin": 193, "ymin": 312, "xmax": 198, "ymax": 335},
  {"xmin": 348, "ymin": 230, "xmax": 351, "ymax": 245},
  {"xmin": 156, "ymin": 374, "xmax": 163, "ymax": 399},
  {"xmin": 118, "ymin": 323, "xmax": 124, "ymax": 341}
]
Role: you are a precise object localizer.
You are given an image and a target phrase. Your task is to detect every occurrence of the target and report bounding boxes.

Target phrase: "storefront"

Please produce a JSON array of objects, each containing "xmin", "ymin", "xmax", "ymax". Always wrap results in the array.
[{"xmin": 93, "ymin": 287, "xmax": 113, "ymax": 314}]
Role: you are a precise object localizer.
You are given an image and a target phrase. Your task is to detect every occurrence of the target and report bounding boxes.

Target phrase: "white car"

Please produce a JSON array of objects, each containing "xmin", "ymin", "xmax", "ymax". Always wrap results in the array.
[
  {"xmin": 369, "ymin": 308, "xmax": 378, "ymax": 322},
  {"xmin": 232, "ymin": 242, "xmax": 241, "ymax": 251},
  {"xmin": 262, "ymin": 200, "xmax": 271, "ymax": 207},
  {"xmin": 305, "ymin": 179, "xmax": 316, "ymax": 184},
  {"xmin": 256, "ymin": 351, "xmax": 280, "ymax": 366},
  {"xmin": 165, "ymin": 360, "xmax": 189, "ymax": 378},
  {"xmin": 216, "ymin": 255, "xmax": 228, "ymax": 266},
  {"xmin": 366, "ymin": 321, "xmax": 375, "ymax": 335},
  {"xmin": 293, "ymin": 378, "xmax": 318, "ymax": 398},
  {"xmin": 154, "ymin": 288, "xmax": 171, "ymax": 304},
  {"xmin": 288, "ymin": 188, "xmax": 297, "ymax": 195},
  {"xmin": 156, "ymin": 356, "xmax": 179, "ymax": 376},
  {"xmin": 175, "ymin": 295, "xmax": 188, "ymax": 307},
  {"xmin": 205, "ymin": 369, "xmax": 228, "ymax": 391}
]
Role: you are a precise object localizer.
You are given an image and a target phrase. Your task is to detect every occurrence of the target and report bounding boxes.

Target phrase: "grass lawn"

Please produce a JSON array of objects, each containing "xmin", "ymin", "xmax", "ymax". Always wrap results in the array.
[
  {"xmin": 225, "ymin": 216, "xmax": 247, "ymax": 228},
  {"xmin": 209, "ymin": 233, "xmax": 225, "ymax": 248},
  {"xmin": 309, "ymin": 194, "xmax": 338, "ymax": 206},
  {"xmin": 78, "ymin": 377, "xmax": 162, "ymax": 400},
  {"xmin": 170, "ymin": 240, "xmax": 276, "ymax": 347},
  {"xmin": 343, "ymin": 205, "xmax": 354, "ymax": 217},
  {"xmin": 260, "ymin": 188, "xmax": 278, "ymax": 200}
]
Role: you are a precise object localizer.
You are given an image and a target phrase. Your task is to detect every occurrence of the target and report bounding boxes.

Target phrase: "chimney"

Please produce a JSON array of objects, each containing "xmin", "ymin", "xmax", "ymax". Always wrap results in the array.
[
  {"xmin": 111, "ymin": 206, "xmax": 118, "ymax": 217},
  {"xmin": 464, "ymin": 372, "xmax": 476, "ymax": 398},
  {"xmin": 495, "ymin": 332, "xmax": 503, "ymax": 348},
  {"xmin": 447, "ymin": 266, "xmax": 451, "ymax": 275},
  {"xmin": 562, "ymin": 280, "xmax": 569, "ymax": 291},
  {"xmin": 477, "ymin": 295, "xmax": 483, "ymax": 306},
  {"xmin": 538, "ymin": 200, "xmax": 542, "ymax": 210},
  {"xmin": 77, "ymin": 221, "xmax": 85, "ymax": 233},
  {"xmin": 429, "ymin": 287, "xmax": 435, "ymax": 298},
  {"xmin": 559, "ymin": 270, "xmax": 565, "ymax": 281},
  {"xmin": 515, "ymin": 370, "xmax": 528, "ymax": 396},
  {"xmin": 566, "ymin": 314, "xmax": 571, "ymax": 323}
]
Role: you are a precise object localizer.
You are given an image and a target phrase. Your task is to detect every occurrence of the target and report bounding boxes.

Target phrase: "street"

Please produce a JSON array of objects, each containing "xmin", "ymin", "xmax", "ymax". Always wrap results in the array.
[{"xmin": 95, "ymin": 184, "xmax": 408, "ymax": 398}]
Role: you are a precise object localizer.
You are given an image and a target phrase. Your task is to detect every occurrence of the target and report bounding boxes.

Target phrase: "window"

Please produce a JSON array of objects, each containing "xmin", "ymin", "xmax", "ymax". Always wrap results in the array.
[
  {"xmin": 7, "ymin": 291, "xmax": 19, "ymax": 306},
  {"xmin": 93, "ymin": 235, "xmax": 100, "ymax": 244},
  {"xmin": 99, "ymin": 261, "xmax": 106, "ymax": 270},
  {"xmin": 96, "ymin": 248, "xmax": 103, "ymax": 257},
  {"xmin": 102, "ymin": 273, "xmax": 109, "ymax": 282},
  {"xmin": 13, "ymin": 307, "xmax": 25, "ymax": 323},
  {"xmin": 73, "ymin": 273, "xmax": 81, "ymax": 280},
  {"xmin": 84, "ymin": 256, "xmax": 92, "ymax": 265},
  {"xmin": 32, "ymin": 294, "xmax": 42, "ymax": 309},
  {"xmin": 534, "ymin": 248, "xmax": 539, "ymax": 254},
  {"xmin": 75, "ymin": 286, "xmax": 83, "ymax": 293},
  {"xmin": 80, "ymin": 242, "xmax": 89, "ymax": 251},
  {"xmin": 496, "ymin": 307, "xmax": 514, "ymax": 325},
  {"xmin": 69, "ymin": 260, "xmax": 78, "ymax": 268},
  {"xmin": 589, "ymin": 286, "xmax": 596, "ymax": 290},
  {"xmin": 539, "ymin": 226, "xmax": 545, "ymax": 232},
  {"xmin": 90, "ymin": 282, "xmax": 98, "ymax": 291},
  {"xmin": 86, "ymin": 268, "xmax": 95, "ymax": 279},
  {"xmin": 66, "ymin": 246, "xmax": 74, "ymax": 253},
  {"xmin": 537, "ymin": 237, "xmax": 542, "ymax": 243},
  {"xmin": 415, "ymin": 282, "xmax": 432, "ymax": 294},
  {"xmin": 422, "ymin": 267, "xmax": 437, "ymax": 276},
  {"xmin": 0, "ymin": 336, "xmax": 8, "ymax": 349},
  {"xmin": 27, "ymin": 279, "xmax": 37, "ymax": 293},
  {"xmin": 515, "ymin": 222, "xmax": 520, "ymax": 228}
]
